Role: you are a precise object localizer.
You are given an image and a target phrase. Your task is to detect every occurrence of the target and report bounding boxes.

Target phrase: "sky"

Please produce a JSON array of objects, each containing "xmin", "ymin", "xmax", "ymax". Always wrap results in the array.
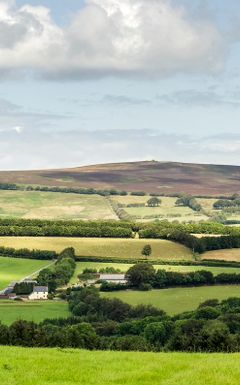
[{"xmin": 1, "ymin": 0, "xmax": 240, "ymax": 170}]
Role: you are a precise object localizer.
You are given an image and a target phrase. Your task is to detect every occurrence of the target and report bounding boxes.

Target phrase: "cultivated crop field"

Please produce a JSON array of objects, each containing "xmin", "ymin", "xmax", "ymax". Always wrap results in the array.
[
  {"xmin": 0, "ymin": 190, "xmax": 117, "ymax": 220},
  {"xmin": 0, "ymin": 237, "xmax": 193, "ymax": 261},
  {"xmin": 0, "ymin": 347, "xmax": 240, "ymax": 385},
  {"xmin": 0, "ymin": 301, "xmax": 69, "ymax": 325},
  {"xmin": 71, "ymin": 261, "xmax": 240, "ymax": 284},
  {"xmin": 0, "ymin": 257, "xmax": 51, "ymax": 290},
  {"xmin": 103, "ymin": 285, "xmax": 240, "ymax": 315},
  {"xmin": 202, "ymin": 249, "xmax": 240, "ymax": 262}
]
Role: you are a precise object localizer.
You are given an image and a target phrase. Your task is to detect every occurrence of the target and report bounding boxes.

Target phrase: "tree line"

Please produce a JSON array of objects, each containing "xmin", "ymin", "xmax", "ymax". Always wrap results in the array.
[
  {"xmin": 1, "ymin": 287, "xmax": 240, "ymax": 352},
  {"xmin": 37, "ymin": 248, "xmax": 76, "ymax": 292},
  {"xmin": 122, "ymin": 263, "xmax": 240, "ymax": 291}
]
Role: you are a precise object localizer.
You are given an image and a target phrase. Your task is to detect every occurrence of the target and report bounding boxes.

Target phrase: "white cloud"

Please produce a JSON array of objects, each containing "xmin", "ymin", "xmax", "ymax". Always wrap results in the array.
[
  {"xmin": 0, "ymin": 0, "xmax": 227, "ymax": 79},
  {"xmin": 12, "ymin": 125, "xmax": 23, "ymax": 134}
]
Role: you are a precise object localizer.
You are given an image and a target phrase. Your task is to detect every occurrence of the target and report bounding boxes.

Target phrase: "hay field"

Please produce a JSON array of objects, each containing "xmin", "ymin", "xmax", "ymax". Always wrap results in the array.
[{"xmin": 0, "ymin": 237, "xmax": 193, "ymax": 261}]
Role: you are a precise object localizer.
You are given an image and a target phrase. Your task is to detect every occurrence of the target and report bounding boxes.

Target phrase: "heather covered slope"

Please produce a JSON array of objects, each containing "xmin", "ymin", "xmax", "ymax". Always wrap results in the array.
[{"xmin": 1, "ymin": 161, "xmax": 240, "ymax": 195}]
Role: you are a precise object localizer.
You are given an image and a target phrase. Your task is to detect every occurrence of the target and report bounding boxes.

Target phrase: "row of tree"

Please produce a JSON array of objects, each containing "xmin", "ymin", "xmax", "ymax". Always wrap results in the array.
[
  {"xmin": 37, "ymin": 248, "xmax": 76, "ymax": 292},
  {"xmin": 175, "ymin": 195, "xmax": 202, "ymax": 212},
  {"xmin": 1, "ymin": 288, "xmax": 240, "ymax": 352},
  {"xmin": 125, "ymin": 263, "xmax": 240, "ymax": 290}
]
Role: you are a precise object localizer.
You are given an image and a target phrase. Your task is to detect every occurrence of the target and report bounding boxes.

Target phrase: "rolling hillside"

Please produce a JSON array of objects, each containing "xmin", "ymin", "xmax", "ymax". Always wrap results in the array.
[{"xmin": 1, "ymin": 161, "xmax": 240, "ymax": 195}]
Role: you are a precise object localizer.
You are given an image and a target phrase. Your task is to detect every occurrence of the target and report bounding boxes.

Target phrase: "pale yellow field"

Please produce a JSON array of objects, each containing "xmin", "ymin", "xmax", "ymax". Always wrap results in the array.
[
  {"xmin": 0, "ymin": 237, "xmax": 193, "ymax": 261},
  {"xmin": 202, "ymin": 248, "xmax": 240, "ymax": 262},
  {"xmin": 196, "ymin": 198, "xmax": 218, "ymax": 214}
]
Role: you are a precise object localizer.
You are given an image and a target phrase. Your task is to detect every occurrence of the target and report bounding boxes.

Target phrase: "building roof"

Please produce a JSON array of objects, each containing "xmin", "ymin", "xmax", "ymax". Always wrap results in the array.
[
  {"xmin": 32, "ymin": 286, "xmax": 48, "ymax": 293},
  {"xmin": 99, "ymin": 274, "xmax": 126, "ymax": 281}
]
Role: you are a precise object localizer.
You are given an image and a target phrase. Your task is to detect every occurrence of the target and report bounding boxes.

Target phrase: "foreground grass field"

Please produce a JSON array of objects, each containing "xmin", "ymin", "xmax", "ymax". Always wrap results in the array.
[
  {"xmin": 103, "ymin": 285, "xmax": 240, "ymax": 315},
  {"xmin": 0, "ymin": 237, "xmax": 193, "ymax": 261},
  {"xmin": 0, "ymin": 347, "xmax": 240, "ymax": 385},
  {"xmin": 0, "ymin": 301, "xmax": 70, "ymax": 325},
  {"xmin": 0, "ymin": 257, "xmax": 51, "ymax": 290},
  {"xmin": 0, "ymin": 190, "xmax": 117, "ymax": 220},
  {"xmin": 71, "ymin": 261, "xmax": 240, "ymax": 284}
]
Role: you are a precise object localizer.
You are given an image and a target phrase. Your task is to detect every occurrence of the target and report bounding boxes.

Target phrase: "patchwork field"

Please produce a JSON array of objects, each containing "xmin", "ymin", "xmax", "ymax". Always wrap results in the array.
[
  {"xmin": 0, "ymin": 190, "xmax": 117, "ymax": 220},
  {"xmin": 0, "ymin": 301, "xmax": 70, "ymax": 325},
  {"xmin": 0, "ymin": 347, "xmax": 239, "ymax": 385},
  {"xmin": 0, "ymin": 237, "xmax": 193, "ymax": 261},
  {"xmin": 103, "ymin": 285, "xmax": 240, "ymax": 315},
  {"xmin": 71, "ymin": 261, "xmax": 240, "ymax": 284},
  {"xmin": 112, "ymin": 195, "xmax": 209, "ymax": 222},
  {"xmin": 0, "ymin": 257, "xmax": 51, "ymax": 290}
]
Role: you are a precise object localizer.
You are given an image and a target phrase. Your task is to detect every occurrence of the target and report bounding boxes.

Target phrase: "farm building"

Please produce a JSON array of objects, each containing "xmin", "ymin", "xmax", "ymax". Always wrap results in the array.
[
  {"xmin": 28, "ymin": 286, "xmax": 48, "ymax": 300},
  {"xmin": 99, "ymin": 274, "xmax": 127, "ymax": 284}
]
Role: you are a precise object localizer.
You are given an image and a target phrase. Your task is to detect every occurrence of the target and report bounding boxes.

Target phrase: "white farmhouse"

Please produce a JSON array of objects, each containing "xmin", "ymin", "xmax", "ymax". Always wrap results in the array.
[{"xmin": 28, "ymin": 286, "xmax": 48, "ymax": 300}]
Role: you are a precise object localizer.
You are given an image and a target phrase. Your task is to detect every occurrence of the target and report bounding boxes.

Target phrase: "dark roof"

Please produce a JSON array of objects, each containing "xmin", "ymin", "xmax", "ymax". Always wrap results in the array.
[{"xmin": 32, "ymin": 286, "xmax": 48, "ymax": 293}]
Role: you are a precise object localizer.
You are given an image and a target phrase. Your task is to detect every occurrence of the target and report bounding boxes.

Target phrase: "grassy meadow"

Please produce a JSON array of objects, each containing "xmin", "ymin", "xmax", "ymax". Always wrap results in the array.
[
  {"xmin": 0, "ymin": 347, "xmax": 240, "ymax": 385},
  {"xmin": 0, "ymin": 190, "xmax": 117, "ymax": 220},
  {"xmin": 0, "ymin": 237, "xmax": 193, "ymax": 261},
  {"xmin": 103, "ymin": 285, "xmax": 240, "ymax": 315},
  {"xmin": 112, "ymin": 195, "xmax": 209, "ymax": 222},
  {"xmin": 0, "ymin": 301, "xmax": 70, "ymax": 325},
  {"xmin": 0, "ymin": 257, "xmax": 51, "ymax": 290}
]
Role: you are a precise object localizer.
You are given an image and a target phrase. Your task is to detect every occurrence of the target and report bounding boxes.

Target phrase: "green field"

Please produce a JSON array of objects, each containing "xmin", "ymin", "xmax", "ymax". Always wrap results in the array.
[
  {"xmin": 103, "ymin": 285, "xmax": 240, "ymax": 315},
  {"xmin": 0, "ymin": 237, "xmax": 193, "ymax": 261},
  {"xmin": 0, "ymin": 347, "xmax": 240, "ymax": 385},
  {"xmin": 71, "ymin": 261, "xmax": 240, "ymax": 284},
  {"xmin": 0, "ymin": 190, "xmax": 117, "ymax": 220},
  {"xmin": 112, "ymin": 195, "xmax": 208, "ymax": 222},
  {"xmin": 0, "ymin": 301, "xmax": 69, "ymax": 325},
  {"xmin": 0, "ymin": 257, "xmax": 51, "ymax": 290}
]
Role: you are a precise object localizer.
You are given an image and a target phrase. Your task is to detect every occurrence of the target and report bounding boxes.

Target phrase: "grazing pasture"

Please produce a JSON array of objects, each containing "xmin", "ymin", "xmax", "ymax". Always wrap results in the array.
[
  {"xmin": 0, "ymin": 301, "xmax": 69, "ymax": 325},
  {"xmin": 0, "ymin": 190, "xmax": 117, "ymax": 220},
  {"xmin": 0, "ymin": 347, "xmax": 240, "ymax": 385},
  {"xmin": 113, "ymin": 195, "xmax": 208, "ymax": 222},
  {"xmin": 0, "ymin": 257, "xmax": 51, "ymax": 290},
  {"xmin": 103, "ymin": 285, "xmax": 240, "ymax": 315},
  {"xmin": 0, "ymin": 237, "xmax": 193, "ymax": 261}
]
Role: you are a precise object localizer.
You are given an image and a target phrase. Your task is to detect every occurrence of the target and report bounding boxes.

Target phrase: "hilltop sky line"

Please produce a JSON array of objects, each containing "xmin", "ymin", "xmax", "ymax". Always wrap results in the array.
[{"xmin": 1, "ymin": 0, "xmax": 240, "ymax": 169}]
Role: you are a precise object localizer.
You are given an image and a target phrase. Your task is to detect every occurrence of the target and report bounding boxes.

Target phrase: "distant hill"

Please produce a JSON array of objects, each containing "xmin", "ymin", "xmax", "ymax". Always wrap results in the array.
[{"xmin": 1, "ymin": 161, "xmax": 240, "ymax": 196}]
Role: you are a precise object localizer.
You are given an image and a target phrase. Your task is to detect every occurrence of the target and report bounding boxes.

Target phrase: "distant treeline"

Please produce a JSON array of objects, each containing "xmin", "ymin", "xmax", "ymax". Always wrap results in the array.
[
  {"xmin": 0, "ymin": 219, "xmax": 240, "ymax": 254},
  {"xmin": 0, "ymin": 219, "xmax": 133, "ymax": 238},
  {"xmin": 0, "ymin": 246, "xmax": 56, "ymax": 260},
  {"xmin": 0, "ymin": 182, "xmax": 239, "ymax": 200}
]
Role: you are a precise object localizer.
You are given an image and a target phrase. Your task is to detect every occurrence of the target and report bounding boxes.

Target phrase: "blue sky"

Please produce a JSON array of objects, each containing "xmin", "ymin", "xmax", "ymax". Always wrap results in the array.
[{"xmin": 1, "ymin": 0, "xmax": 240, "ymax": 169}]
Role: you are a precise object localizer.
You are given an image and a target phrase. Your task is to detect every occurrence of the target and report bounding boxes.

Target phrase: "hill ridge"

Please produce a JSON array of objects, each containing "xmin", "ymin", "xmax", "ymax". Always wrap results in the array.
[{"xmin": 1, "ymin": 160, "xmax": 240, "ymax": 196}]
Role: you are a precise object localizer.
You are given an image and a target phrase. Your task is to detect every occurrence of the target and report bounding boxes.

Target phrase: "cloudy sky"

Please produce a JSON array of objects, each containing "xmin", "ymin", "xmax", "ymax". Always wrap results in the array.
[{"xmin": 1, "ymin": 0, "xmax": 240, "ymax": 170}]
